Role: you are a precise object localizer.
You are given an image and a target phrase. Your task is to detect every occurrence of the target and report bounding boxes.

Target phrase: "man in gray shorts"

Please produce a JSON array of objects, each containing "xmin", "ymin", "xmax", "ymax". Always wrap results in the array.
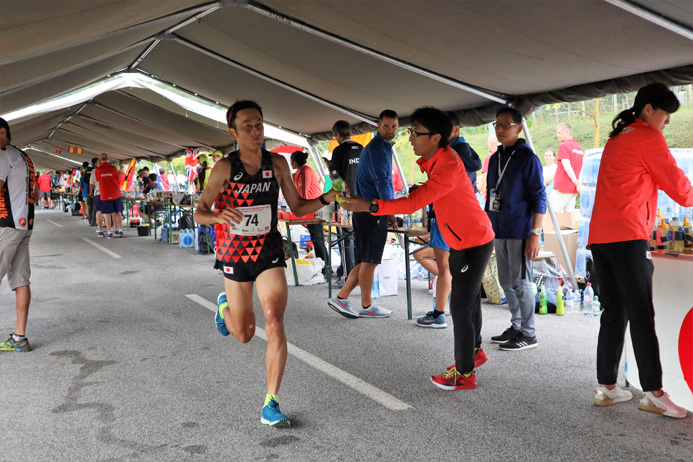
[{"xmin": 0, "ymin": 117, "xmax": 38, "ymax": 352}]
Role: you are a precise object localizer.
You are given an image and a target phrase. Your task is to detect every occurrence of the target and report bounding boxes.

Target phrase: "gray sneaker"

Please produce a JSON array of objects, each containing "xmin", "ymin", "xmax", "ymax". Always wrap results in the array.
[
  {"xmin": 416, "ymin": 311, "xmax": 447, "ymax": 328},
  {"xmin": 327, "ymin": 298, "xmax": 359, "ymax": 319},
  {"xmin": 359, "ymin": 305, "xmax": 392, "ymax": 318}
]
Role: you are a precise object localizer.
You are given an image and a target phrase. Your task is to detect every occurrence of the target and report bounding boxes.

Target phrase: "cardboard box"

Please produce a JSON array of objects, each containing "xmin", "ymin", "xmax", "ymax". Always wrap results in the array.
[
  {"xmin": 543, "ymin": 211, "xmax": 577, "ymax": 232},
  {"xmin": 171, "ymin": 230, "xmax": 180, "ymax": 244},
  {"xmin": 543, "ymin": 230, "xmax": 578, "ymax": 273}
]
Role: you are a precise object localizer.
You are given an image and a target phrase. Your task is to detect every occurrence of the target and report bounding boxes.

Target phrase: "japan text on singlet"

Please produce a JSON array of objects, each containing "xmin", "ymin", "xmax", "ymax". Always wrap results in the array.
[{"xmin": 213, "ymin": 149, "xmax": 281, "ymax": 264}]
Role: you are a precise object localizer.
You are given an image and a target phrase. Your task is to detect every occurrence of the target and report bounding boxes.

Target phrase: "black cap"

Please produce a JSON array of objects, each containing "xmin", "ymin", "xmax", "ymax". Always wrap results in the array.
[{"xmin": 0, "ymin": 117, "xmax": 10, "ymax": 141}]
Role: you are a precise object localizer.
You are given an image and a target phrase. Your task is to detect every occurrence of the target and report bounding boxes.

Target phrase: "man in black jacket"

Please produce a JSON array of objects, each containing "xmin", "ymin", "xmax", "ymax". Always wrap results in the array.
[{"xmin": 330, "ymin": 120, "xmax": 363, "ymax": 280}]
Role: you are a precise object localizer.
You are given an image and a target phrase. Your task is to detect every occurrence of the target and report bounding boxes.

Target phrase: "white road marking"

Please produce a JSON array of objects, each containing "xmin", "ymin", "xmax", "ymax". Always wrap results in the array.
[
  {"xmin": 46, "ymin": 219, "xmax": 63, "ymax": 228},
  {"xmin": 81, "ymin": 238, "xmax": 122, "ymax": 259},
  {"xmin": 186, "ymin": 294, "xmax": 412, "ymax": 411}
]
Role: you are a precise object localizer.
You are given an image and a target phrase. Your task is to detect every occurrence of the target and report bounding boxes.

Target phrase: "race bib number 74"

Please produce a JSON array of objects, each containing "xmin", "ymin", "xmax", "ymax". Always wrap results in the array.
[{"xmin": 228, "ymin": 204, "xmax": 272, "ymax": 236}]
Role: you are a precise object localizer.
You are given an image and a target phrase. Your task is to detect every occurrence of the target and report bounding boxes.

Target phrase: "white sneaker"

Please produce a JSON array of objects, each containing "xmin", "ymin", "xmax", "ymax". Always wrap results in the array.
[
  {"xmin": 594, "ymin": 385, "xmax": 633, "ymax": 406},
  {"xmin": 428, "ymin": 276, "xmax": 436, "ymax": 295},
  {"xmin": 638, "ymin": 391, "xmax": 688, "ymax": 418}
]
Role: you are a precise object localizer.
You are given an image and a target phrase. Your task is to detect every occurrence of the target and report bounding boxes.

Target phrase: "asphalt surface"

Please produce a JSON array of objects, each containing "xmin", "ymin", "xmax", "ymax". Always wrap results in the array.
[{"xmin": 1, "ymin": 209, "xmax": 691, "ymax": 461}]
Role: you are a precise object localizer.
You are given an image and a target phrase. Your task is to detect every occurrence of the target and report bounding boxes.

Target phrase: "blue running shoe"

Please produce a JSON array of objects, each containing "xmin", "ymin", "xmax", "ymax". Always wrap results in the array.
[
  {"xmin": 216, "ymin": 292, "xmax": 230, "ymax": 336},
  {"xmin": 416, "ymin": 311, "xmax": 447, "ymax": 328},
  {"xmin": 261, "ymin": 399, "xmax": 290, "ymax": 427},
  {"xmin": 327, "ymin": 298, "xmax": 359, "ymax": 319},
  {"xmin": 359, "ymin": 305, "xmax": 392, "ymax": 318}
]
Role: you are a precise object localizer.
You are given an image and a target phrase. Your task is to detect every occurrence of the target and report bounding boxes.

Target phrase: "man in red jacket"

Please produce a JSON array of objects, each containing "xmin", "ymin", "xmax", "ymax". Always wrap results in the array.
[{"xmin": 342, "ymin": 107, "xmax": 495, "ymax": 390}]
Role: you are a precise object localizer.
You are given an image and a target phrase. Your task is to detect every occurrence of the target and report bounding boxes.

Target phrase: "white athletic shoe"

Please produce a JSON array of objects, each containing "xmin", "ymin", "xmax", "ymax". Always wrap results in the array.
[
  {"xmin": 638, "ymin": 391, "xmax": 688, "ymax": 419},
  {"xmin": 594, "ymin": 385, "xmax": 633, "ymax": 406}
]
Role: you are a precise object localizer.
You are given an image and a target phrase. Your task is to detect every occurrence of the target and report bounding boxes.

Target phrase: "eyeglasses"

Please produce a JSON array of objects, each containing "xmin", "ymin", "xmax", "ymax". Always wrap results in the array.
[
  {"xmin": 407, "ymin": 128, "xmax": 432, "ymax": 138},
  {"xmin": 493, "ymin": 122, "xmax": 520, "ymax": 130}
]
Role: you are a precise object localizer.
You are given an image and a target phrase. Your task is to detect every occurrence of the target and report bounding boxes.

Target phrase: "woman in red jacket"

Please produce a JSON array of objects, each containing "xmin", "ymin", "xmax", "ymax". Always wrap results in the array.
[
  {"xmin": 290, "ymin": 151, "xmax": 328, "ymax": 268},
  {"xmin": 342, "ymin": 107, "xmax": 495, "ymax": 390},
  {"xmin": 589, "ymin": 83, "xmax": 693, "ymax": 418}
]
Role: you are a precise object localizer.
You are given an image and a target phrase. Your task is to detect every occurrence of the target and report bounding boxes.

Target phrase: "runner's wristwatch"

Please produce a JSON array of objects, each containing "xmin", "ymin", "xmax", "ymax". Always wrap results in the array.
[
  {"xmin": 531, "ymin": 228, "xmax": 542, "ymax": 236},
  {"xmin": 369, "ymin": 201, "xmax": 379, "ymax": 214}
]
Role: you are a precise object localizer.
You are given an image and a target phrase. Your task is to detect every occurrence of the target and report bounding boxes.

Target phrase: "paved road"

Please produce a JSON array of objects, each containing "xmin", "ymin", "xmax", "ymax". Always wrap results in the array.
[{"xmin": 1, "ymin": 210, "xmax": 690, "ymax": 461}]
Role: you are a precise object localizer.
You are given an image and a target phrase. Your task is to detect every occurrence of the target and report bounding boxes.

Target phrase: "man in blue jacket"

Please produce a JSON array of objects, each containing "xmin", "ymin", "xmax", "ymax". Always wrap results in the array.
[
  {"xmin": 328, "ymin": 110, "xmax": 398, "ymax": 319},
  {"xmin": 485, "ymin": 107, "xmax": 546, "ymax": 351}
]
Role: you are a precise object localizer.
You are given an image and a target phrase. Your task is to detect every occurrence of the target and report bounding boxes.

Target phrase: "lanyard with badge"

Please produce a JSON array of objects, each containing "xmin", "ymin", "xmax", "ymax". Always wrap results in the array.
[{"xmin": 489, "ymin": 149, "xmax": 516, "ymax": 212}]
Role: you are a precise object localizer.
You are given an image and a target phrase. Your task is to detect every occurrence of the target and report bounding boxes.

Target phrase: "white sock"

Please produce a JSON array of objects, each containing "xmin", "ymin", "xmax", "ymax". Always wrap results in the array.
[{"xmin": 12, "ymin": 333, "xmax": 26, "ymax": 341}]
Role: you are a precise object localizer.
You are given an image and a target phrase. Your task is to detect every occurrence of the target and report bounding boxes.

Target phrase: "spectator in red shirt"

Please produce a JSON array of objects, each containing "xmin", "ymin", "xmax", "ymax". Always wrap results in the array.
[
  {"xmin": 476, "ymin": 134, "xmax": 498, "ymax": 200},
  {"xmin": 94, "ymin": 153, "xmax": 124, "ymax": 238},
  {"xmin": 551, "ymin": 123, "xmax": 584, "ymax": 212},
  {"xmin": 392, "ymin": 164, "xmax": 404, "ymax": 197},
  {"xmin": 589, "ymin": 83, "xmax": 693, "ymax": 419},
  {"xmin": 290, "ymin": 150, "xmax": 327, "ymax": 267},
  {"xmin": 37, "ymin": 171, "xmax": 52, "ymax": 209}
]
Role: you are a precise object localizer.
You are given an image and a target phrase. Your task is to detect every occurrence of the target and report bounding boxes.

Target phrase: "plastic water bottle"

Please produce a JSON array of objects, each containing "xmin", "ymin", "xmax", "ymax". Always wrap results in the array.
[
  {"xmin": 564, "ymin": 290, "xmax": 574, "ymax": 314},
  {"xmin": 538, "ymin": 285, "xmax": 548, "ymax": 315},
  {"xmin": 583, "ymin": 283, "xmax": 594, "ymax": 316},
  {"xmin": 432, "ymin": 295, "xmax": 437, "ymax": 312},
  {"xmin": 556, "ymin": 290, "xmax": 565, "ymax": 316},
  {"xmin": 403, "ymin": 214, "xmax": 412, "ymax": 229},
  {"xmin": 592, "ymin": 295, "xmax": 601, "ymax": 318},
  {"xmin": 371, "ymin": 268, "xmax": 380, "ymax": 299}
]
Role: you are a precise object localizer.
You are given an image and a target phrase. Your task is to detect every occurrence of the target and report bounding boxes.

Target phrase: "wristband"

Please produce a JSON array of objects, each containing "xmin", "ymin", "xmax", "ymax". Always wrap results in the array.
[{"xmin": 318, "ymin": 194, "xmax": 329, "ymax": 206}]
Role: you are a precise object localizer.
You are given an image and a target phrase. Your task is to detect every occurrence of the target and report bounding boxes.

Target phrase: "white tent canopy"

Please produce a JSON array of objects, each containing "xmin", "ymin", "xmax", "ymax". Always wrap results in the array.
[{"xmin": 1, "ymin": 0, "xmax": 692, "ymax": 170}]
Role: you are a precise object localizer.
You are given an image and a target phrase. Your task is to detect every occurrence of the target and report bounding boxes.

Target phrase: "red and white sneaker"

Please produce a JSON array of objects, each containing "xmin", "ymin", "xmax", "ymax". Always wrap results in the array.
[
  {"xmin": 431, "ymin": 366, "xmax": 477, "ymax": 390},
  {"xmin": 474, "ymin": 349, "xmax": 488, "ymax": 368},
  {"xmin": 446, "ymin": 349, "xmax": 488, "ymax": 372}
]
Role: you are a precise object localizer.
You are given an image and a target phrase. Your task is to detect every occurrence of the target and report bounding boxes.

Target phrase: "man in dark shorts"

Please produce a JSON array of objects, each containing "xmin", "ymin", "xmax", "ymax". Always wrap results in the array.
[
  {"xmin": 194, "ymin": 100, "xmax": 336, "ymax": 428},
  {"xmin": 94, "ymin": 153, "xmax": 124, "ymax": 238},
  {"xmin": 328, "ymin": 110, "xmax": 399, "ymax": 319},
  {"xmin": 330, "ymin": 120, "xmax": 362, "ymax": 281}
]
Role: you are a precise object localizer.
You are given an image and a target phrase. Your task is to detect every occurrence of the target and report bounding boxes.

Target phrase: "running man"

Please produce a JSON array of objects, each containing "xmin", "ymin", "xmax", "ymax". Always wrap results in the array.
[{"xmin": 194, "ymin": 100, "xmax": 336, "ymax": 427}]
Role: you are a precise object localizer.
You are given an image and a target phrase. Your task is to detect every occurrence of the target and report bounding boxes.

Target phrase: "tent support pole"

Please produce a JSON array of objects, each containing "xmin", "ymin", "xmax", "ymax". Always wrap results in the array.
[
  {"xmin": 603, "ymin": 0, "xmax": 693, "ymax": 40},
  {"xmin": 1, "ymin": 39, "xmax": 157, "ymax": 98},
  {"xmin": 242, "ymin": 1, "xmax": 507, "ymax": 104},
  {"xmin": 172, "ymin": 36, "xmax": 377, "ymax": 126},
  {"xmin": 308, "ymin": 146, "xmax": 325, "ymax": 179},
  {"xmin": 0, "ymin": 2, "xmax": 221, "ymax": 66},
  {"xmin": 521, "ymin": 117, "xmax": 578, "ymax": 289},
  {"xmin": 128, "ymin": 4, "xmax": 222, "ymax": 70}
]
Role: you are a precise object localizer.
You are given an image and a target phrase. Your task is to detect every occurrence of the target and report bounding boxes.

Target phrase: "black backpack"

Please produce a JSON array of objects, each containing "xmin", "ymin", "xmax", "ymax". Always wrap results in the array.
[
  {"xmin": 198, "ymin": 226, "xmax": 215, "ymax": 255},
  {"xmin": 179, "ymin": 212, "xmax": 194, "ymax": 230},
  {"xmin": 71, "ymin": 202, "xmax": 81, "ymax": 216}
]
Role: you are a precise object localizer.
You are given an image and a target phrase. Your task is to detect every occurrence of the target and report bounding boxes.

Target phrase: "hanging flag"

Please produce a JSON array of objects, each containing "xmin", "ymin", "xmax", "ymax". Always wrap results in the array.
[
  {"xmin": 56, "ymin": 148, "xmax": 62, "ymax": 154},
  {"xmin": 123, "ymin": 159, "xmax": 136, "ymax": 191},
  {"xmin": 68, "ymin": 145, "xmax": 83, "ymax": 154},
  {"xmin": 76, "ymin": 146, "xmax": 83, "ymax": 154},
  {"xmin": 68, "ymin": 145, "xmax": 74, "ymax": 153},
  {"xmin": 185, "ymin": 147, "xmax": 200, "ymax": 183}
]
